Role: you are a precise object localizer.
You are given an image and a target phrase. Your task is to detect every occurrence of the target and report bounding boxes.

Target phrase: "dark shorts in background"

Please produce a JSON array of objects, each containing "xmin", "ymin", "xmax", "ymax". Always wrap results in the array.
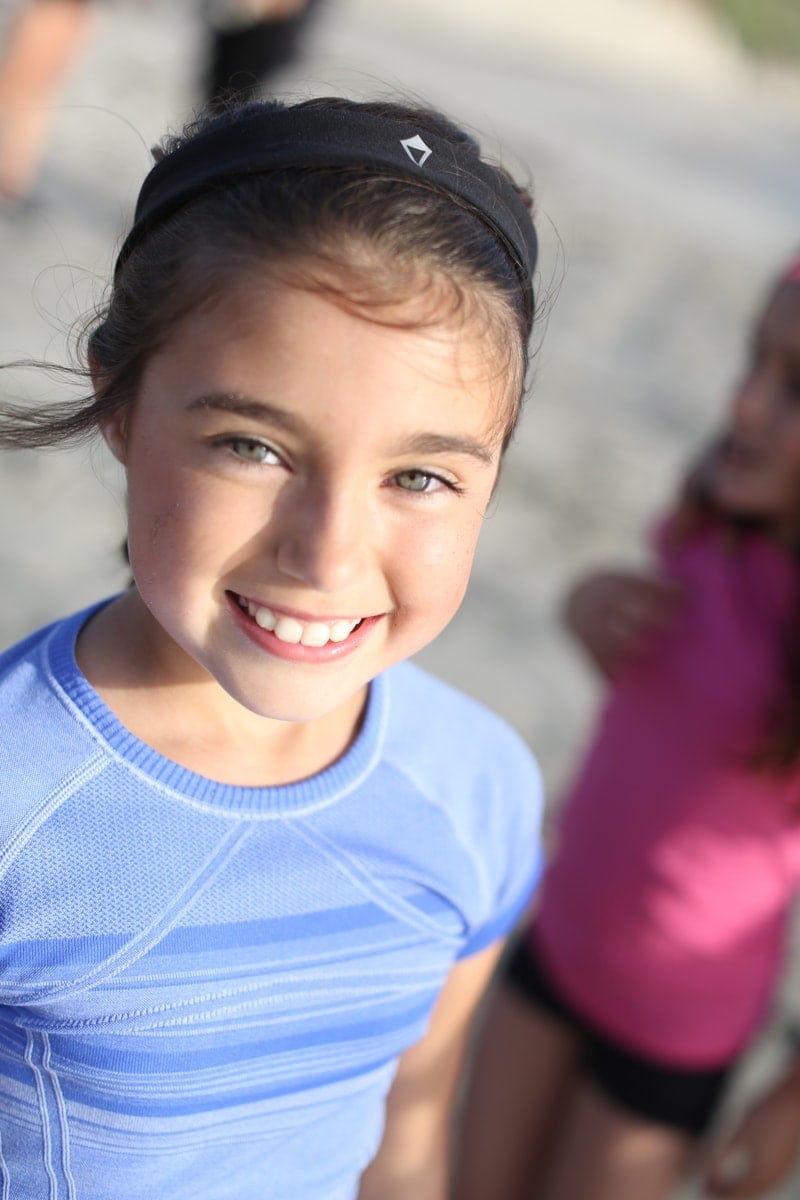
[{"xmin": 505, "ymin": 935, "xmax": 732, "ymax": 1136}]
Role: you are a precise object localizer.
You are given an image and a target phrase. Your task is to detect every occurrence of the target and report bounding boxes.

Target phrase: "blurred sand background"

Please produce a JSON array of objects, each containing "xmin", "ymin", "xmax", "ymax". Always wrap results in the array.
[{"xmin": 0, "ymin": 0, "xmax": 799, "ymax": 1193}]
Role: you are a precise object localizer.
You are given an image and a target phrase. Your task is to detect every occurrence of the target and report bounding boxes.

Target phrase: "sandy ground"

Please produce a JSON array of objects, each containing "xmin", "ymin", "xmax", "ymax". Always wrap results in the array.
[{"xmin": 0, "ymin": 0, "xmax": 799, "ymax": 1193}]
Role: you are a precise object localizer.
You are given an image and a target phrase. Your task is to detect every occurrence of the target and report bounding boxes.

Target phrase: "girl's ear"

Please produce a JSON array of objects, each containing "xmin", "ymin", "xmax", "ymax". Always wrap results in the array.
[
  {"xmin": 89, "ymin": 339, "xmax": 130, "ymax": 464},
  {"xmin": 98, "ymin": 405, "xmax": 129, "ymax": 465}
]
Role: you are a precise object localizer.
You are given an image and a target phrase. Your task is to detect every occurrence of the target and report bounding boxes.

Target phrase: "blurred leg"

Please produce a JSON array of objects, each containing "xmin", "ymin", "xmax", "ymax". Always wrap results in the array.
[
  {"xmin": 204, "ymin": 0, "xmax": 321, "ymax": 110},
  {"xmin": 540, "ymin": 1078, "xmax": 695, "ymax": 1200},
  {"xmin": 0, "ymin": 0, "xmax": 92, "ymax": 199},
  {"xmin": 453, "ymin": 980, "xmax": 583, "ymax": 1200}
]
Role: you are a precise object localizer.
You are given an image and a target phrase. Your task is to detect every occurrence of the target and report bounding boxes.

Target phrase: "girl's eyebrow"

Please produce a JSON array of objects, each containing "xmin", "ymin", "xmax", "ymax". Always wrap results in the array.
[
  {"xmin": 186, "ymin": 393, "xmax": 496, "ymax": 464},
  {"xmin": 394, "ymin": 433, "xmax": 496, "ymax": 465},
  {"xmin": 186, "ymin": 393, "xmax": 303, "ymax": 433}
]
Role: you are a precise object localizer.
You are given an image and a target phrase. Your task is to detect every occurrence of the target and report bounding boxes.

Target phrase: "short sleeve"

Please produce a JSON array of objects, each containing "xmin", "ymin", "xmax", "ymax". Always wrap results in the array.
[{"xmin": 457, "ymin": 736, "xmax": 545, "ymax": 958}]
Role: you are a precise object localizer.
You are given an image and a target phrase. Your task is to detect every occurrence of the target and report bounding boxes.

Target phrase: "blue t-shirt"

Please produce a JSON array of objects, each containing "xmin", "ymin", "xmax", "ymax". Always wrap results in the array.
[{"xmin": 0, "ymin": 603, "xmax": 543, "ymax": 1199}]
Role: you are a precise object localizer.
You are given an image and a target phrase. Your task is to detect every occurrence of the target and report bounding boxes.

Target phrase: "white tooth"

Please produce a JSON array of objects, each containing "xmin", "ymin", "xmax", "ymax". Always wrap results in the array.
[
  {"xmin": 329, "ymin": 620, "xmax": 355, "ymax": 643},
  {"xmin": 273, "ymin": 616, "xmax": 303, "ymax": 644},
  {"xmin": 254, "ymin": 606, "xmax": 277, "ymax": 631},
  {"xmin": 300, "ymin": 622, "xmax": 331, "ymax": 647}
]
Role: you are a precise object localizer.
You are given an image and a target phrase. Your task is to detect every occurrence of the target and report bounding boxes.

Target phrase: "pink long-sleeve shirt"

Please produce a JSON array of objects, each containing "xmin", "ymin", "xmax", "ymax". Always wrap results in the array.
[{"xmin": 534, "ymin": 525, "xmax": 800, "ymax": 1068}]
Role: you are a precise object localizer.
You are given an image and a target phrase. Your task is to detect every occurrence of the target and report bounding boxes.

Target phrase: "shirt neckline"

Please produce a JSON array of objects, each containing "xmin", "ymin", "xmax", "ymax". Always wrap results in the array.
[{"xmin": 44, "ymin": 598, "xmax": 388, "ymax": 817}]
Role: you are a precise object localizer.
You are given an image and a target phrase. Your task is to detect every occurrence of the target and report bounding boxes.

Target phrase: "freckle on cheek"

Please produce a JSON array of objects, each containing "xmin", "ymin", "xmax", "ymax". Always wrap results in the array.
[{"xmin": 150, "ymin": 514, "xmax": 171, "ymax": 545}]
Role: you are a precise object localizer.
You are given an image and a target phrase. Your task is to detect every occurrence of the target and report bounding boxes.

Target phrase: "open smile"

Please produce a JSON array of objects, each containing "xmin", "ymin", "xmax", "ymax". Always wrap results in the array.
[
  {"xmin": 236, "ymin": 594, "xmax": 363, "ymax": 647},
  {"xmin": 228, "ymin": 592, "xmax": 377, "ymax": 661}
]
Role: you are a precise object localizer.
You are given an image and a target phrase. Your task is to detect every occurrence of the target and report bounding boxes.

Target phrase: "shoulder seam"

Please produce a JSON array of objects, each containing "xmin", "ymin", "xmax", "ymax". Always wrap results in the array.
[{"xmin": 0, "ymin": 751, "xmax": 108, "ymax": 881}]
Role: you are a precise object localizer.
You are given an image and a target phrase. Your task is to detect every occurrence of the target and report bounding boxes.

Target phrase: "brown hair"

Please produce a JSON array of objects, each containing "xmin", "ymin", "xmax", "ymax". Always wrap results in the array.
[{"xmin": 0, "ymin": 97, "xmax": 536, "ymax": 453}]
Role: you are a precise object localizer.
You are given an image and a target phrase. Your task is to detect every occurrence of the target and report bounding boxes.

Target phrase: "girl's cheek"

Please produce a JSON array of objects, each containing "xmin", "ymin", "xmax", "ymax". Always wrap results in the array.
[{"xmin": 417, "ymin": 521, "xmax": 483, "ymax": 586}]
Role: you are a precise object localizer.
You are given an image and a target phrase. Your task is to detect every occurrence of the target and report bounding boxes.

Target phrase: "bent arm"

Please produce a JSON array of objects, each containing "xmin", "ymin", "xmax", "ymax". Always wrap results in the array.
[{"xmin": 705, "ymin": 1057, "xmax": 800, "ymax": 1197}]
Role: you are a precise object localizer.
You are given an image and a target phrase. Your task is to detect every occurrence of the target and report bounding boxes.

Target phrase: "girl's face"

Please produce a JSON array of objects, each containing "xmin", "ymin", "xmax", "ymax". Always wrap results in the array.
[
  {"xmin": 101, "ymin": 276, "xmax": 507, "ymax": 725},
  {"xmin": 712, "ymin": 281, "xmax": 800, "ymax": 538}
]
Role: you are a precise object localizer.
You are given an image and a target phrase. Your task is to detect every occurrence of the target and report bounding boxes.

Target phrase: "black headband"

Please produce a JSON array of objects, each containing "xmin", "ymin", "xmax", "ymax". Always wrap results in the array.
[{"xmin": 116, "ymin": 105, "xmax": 537, "ymax": 314}]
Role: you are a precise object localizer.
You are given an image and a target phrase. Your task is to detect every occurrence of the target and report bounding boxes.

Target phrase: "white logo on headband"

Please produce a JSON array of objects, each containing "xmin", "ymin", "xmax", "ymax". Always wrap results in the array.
[{"xmin": 400, "ymin": 135, "xmax": 432, "ymax": 167}]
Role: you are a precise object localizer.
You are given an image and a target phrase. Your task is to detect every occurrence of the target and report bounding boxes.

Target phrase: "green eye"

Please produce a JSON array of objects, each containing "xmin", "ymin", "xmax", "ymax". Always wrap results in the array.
[
  {"xmin": 230, "ymin": 438, "xmax": 276, "ymax": 462},
  {"xmin": 396, "ymin": 469, "xmax": 434, "ymax": 492}
]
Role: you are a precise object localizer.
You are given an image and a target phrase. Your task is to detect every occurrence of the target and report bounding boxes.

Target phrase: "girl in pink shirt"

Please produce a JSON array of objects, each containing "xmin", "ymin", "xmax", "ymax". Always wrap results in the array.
[{"xmin": 455, "ymin": 257, "xmax": 800, "ymax": 1200}]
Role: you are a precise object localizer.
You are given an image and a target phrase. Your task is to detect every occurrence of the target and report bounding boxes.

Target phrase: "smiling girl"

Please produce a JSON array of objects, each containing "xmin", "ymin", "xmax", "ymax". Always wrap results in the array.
[{"xmin": 0, "ymin": 98, "xmax": 543, "ymax": 1199}]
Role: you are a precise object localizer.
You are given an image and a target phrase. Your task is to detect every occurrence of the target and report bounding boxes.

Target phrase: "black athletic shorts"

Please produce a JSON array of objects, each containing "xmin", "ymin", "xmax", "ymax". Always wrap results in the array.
[{"xmin": 505, "ymin": 934, "xmax": 732, "ymax": 1136}]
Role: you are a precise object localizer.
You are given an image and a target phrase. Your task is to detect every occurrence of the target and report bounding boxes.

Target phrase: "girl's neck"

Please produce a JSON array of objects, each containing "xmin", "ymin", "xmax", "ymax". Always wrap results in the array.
[{"xmin": 75, "ymin": 592, "xmax": 368, "ymax": 788}]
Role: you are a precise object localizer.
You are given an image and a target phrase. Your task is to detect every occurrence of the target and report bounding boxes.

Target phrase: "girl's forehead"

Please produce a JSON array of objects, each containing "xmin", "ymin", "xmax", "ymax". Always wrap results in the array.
[
  {"xmin": 182, "ymin": 271, "xmax": 517, "ymax": 412},
  {"xmin": 226, "ymin": 258, "xmax": 489, "ymax": 331},
  {"xmin": 152, "ymin": 276, "xmax": 511, "ymax": 422}
]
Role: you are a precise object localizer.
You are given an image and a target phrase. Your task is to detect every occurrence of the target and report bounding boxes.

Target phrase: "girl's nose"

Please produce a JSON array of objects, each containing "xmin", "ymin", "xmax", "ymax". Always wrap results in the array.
[
  {"xmin": 274, "ymin": 484, "xmax": 369, "ymax": 594},
  {"xmin": 731, "ymin": 367, "xmax": 776, "ymax": 433}
]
